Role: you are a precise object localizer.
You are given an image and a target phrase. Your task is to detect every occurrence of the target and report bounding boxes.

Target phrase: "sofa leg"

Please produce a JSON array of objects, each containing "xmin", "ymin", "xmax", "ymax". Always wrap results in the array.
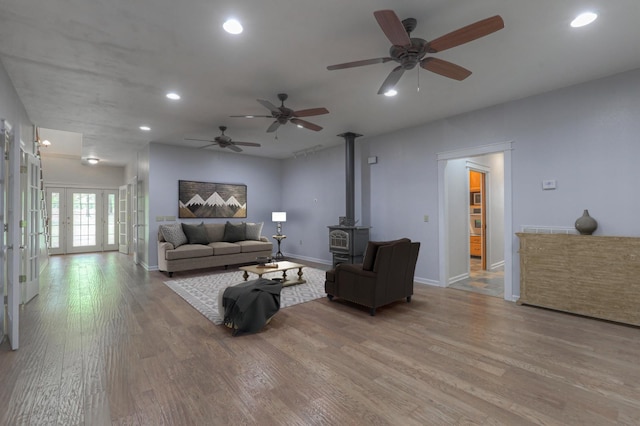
[
  {"xmin": 168, "ymin": 272, "xmax": 173, "ymax": 278},
  {"xmin": 370, "ymin": 308, "xmax": 376, "ymax": 316},
  {"xmin": 327, "ymin": 294, "xmax": 334, "ymax": 301},
  {"xmin": 406, "ymin": 295, "xmax": 411, "ymax": 303}
]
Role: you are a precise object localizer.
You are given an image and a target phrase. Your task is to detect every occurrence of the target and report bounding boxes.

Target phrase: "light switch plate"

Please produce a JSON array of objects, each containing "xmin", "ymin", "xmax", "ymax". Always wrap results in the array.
[{"xmin": 542, "ymin": 179, "xmax": 557, "ymax": 190}]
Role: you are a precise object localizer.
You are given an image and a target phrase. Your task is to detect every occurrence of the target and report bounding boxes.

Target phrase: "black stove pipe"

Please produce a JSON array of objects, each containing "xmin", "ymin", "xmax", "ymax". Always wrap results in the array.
[{"xmin": 337, "ymin": 132, "xmax": 362, "ymax": 224}]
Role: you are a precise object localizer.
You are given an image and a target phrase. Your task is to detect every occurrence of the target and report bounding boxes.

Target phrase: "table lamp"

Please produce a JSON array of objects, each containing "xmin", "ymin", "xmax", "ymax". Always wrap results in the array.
[{"xmin": 272, "ymin": 211, "xmax": 286, "ymax": 235}]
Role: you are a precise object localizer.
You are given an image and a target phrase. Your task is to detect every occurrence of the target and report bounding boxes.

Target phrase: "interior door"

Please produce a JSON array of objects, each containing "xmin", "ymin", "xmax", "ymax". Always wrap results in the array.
[
  {"xmin": 118, "ymin": 184, "xmax": 128, "ymax": 254},
  {"xmin": 46, "ymin": 187, "xmax": 65, "ymax": 255},
  {"xmin": 22, "ymin": 151, "xmax": 40, "ymax": 303}
]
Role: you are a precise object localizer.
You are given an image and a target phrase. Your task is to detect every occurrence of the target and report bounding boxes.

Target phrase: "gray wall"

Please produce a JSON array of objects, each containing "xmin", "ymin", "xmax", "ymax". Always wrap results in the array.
[{"xmin": 147, "ymin": 143, "xmax": 282, "ymax": 268}]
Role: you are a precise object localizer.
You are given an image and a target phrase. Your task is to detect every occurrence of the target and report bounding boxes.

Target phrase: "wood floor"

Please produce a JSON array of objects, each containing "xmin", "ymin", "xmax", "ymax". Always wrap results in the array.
[{"xmin": 1, "ymin": 253, "xmax": 640, "ymax": 425}]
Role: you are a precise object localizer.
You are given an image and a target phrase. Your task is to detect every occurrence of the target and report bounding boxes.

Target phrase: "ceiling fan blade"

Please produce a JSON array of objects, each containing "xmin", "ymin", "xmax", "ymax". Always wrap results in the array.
[
  {"xmin": 421, "ymin": 57, "xmax": 472, "ymax": 81},
  {"xmin": 377, "ymin": 66, "xmax": 405, "ymax": 94},
  {"xmin": 185, "ymin": 138, "xmax": 215, "ymax": 142},
  {"xmin": 293, "ymin": 107, "xmax": 329, "ymax": 117},
  {"xmin": 229, "ymin": 115, "xmax": 272, "ymax": 118},
  {"xmin": 267, "ymin": 121, "xmax": 281, "ymax": 133},
  {"xmin": 232, "ymin": 142, "xmax": 261, "ymax": 147},
  {"xmin": 374, "ymin": 10, "xmax": 411, "ymax": 47},
  {"xmin": 197, "ymin": 143, "xmax": 216, "ymax": 149},
  {"xmin": 428, "ymin": 15, "xmax": 504, "ymax": 53},
  {"xmin": 327, "ymin": 57, "xmax": 393, "ymax": 70},
  {"xmin": 226, "ymin": 143, "xmax": 243, "ymax": 153},
  {"xmin": 290, "ymin": 118, "xmax": 322, "ymax": 132},
  {"xmin": 257, "ymin": 99, "xmax": 279, "ymax": 113}
]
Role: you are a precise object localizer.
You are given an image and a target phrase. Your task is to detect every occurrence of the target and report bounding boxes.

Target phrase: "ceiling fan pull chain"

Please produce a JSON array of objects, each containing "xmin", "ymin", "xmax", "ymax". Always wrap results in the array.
[{"xmin": 417, "ymin": 68, "xmax": 420, "ymax": 92}]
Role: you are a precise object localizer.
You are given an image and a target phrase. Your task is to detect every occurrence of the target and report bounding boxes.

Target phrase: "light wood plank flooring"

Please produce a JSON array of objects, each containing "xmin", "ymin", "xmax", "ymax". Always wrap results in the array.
[{"xmin": 1, "ymin": 252, "xmax": 639, "ymax": 425}]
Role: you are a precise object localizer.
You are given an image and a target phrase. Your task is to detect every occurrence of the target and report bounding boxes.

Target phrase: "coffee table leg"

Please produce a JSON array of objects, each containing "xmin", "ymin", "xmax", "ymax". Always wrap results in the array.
[
  {"xmin": 298, "ymin": 267, "xmax": 304, "ymax": 281},
  {"xmin": 243, "ymin": 270, "xmax": 249, "ymax": 281},
  {"xmin": 282, "ymin": 270, "xmax": 287, "ymax": 282}
]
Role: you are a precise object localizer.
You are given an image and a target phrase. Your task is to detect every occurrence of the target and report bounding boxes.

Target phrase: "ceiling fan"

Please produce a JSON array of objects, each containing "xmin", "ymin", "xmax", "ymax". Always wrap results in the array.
[
  {"xmin": 230, "ymin": 93, "xmax": 329, "ymax": 133},
  {"xmin": 327, "ymin": 10, "xmax": 504, "ymax": 94},
  {"xmin": 185, "ymin": 126, "xmax": 261, "ymax": 153}
]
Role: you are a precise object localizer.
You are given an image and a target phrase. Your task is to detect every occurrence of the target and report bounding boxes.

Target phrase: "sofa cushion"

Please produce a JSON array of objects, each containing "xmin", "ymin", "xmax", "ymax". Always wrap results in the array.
[
  {"xmin": 209, "ymin": 241, "xmax": 242, "ymax": 255},
  {"xmin": 236, "ymin": 240, "xmax": 272, "ymax": 253},
  {"xmin": 362, "ymin": 238, "xmax": 411, "ymax": 271},
  {"xmin": 182, "ymin": 222, "xmax": 209, "ymax": 244},
  {"xmin": 223, "ymin": 221, "xmax": 246, "ymax": 242},
  {"xmin": 204, "ymin": 223, "xmax": 225, "ymax": 243},
  {"xmin": 160, "ymin": 223, "xmax": 188, "ymax": 248},
  {"xmin": 244, "ymin": 222, "xmax": 264, "ymax": 241},
  {"xmin": 165, "ymin": 244, "xmax": 213, "ymax": 260}
]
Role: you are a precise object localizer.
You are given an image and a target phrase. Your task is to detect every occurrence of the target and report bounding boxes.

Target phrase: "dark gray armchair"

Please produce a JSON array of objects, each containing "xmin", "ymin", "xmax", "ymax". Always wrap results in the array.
[{"xmin": 325, "ymin": 238, "xmax": 420, "ymax": 316}]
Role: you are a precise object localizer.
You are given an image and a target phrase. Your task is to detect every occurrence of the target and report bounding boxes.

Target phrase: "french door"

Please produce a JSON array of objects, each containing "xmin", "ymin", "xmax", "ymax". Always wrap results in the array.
[{"xmin": 46, "ymin": 187, "xmax": 118, "ymax": 254}]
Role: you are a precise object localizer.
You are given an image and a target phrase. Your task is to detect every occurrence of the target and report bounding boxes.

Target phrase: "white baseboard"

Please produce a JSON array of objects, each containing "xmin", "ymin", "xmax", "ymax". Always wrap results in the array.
[
  {"xmin": 283, "ymin": 252, "xmax": 332, "ymax": 266},
  {"xmin": 448, "ymin": 272, "xmax": 470, "ymax": 285},
  {"xmin": 415, "ymin": 277, "xmax": 442, "ymax": 287},
  {"xmin": 490, "ymin": 260, "xmax": 505, "ymax": 270}
]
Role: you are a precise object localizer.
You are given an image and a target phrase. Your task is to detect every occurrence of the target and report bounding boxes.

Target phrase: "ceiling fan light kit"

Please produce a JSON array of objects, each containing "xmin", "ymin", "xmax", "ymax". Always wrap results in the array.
[{"xmin": 327, "ymin": 10, "xmax": 504, "ymax": 94}]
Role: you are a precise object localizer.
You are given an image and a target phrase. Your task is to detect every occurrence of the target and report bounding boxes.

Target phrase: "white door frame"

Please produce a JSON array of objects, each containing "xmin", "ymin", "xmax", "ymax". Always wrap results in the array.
[{"xmin": 437, "ymin": 142, "xmax": 513, "ymax": 301}]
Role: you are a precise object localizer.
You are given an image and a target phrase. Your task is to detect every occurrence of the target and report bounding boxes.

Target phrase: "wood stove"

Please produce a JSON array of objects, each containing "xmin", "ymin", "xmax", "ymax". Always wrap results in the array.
[
  {"xmin": 328, "ymin": 225, "xmax": 369, "ymax": 267},
  {"xmin": 328, "ymin": 132, "xmax": 370, "ymax": 267}
]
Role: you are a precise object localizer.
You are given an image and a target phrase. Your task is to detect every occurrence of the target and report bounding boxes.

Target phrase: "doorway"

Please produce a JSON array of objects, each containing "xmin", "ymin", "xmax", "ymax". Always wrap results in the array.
[
  {"xmin": 45, "ymin": 187, "xmax": 119, "ymax": 254},
  {"xmin": 437, "ymin": 142, "xmax": 513, "ymax": 301}
]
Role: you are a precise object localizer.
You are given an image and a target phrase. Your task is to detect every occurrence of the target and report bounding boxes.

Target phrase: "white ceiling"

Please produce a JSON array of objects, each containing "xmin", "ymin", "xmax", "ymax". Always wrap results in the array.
[{"xmin": 1, "ymin": 0, "xmax": 639, "ymax": 165}]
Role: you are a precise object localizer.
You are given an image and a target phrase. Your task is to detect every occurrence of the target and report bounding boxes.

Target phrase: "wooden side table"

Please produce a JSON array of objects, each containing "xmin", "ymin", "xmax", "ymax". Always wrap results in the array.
[{"xmin": 272, "ymin": 234, "xmax": 286, "ymax": 259}]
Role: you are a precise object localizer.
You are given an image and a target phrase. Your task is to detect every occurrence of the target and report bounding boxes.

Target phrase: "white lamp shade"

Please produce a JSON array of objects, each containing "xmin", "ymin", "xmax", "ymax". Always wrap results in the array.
[{"xmin": 272, "ymin": 212, "xmax": 287, "ymax": 222}]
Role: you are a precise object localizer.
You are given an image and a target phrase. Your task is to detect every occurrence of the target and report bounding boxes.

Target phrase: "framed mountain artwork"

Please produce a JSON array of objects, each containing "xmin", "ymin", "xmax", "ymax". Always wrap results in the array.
[{"xmin": 178, "ymin": 180, "xmax": 247, "ymax": 218}]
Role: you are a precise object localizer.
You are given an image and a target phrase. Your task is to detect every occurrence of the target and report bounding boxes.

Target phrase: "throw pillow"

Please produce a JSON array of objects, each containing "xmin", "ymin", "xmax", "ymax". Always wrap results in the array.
[
  {"xmin": 223, "ymin": 221, "xmax": 246, "ymax": 242},
  {"xmin": 160, "ymin": 223, "xmax": 188, "ymax": 248},
  {"xmin": 182, "ymin": 222, "xmax": 209, "ymax": 245},
  {"xmin": 244, "ymin": 222, "xmax": 264, "ymax": 241},
  {"xmin": 362, "ymin": 238, "xmax": 411, "ymax": 271},
  {"xmin": 362, "ymin": 241, "xmax": 387, "ymax": 271}
]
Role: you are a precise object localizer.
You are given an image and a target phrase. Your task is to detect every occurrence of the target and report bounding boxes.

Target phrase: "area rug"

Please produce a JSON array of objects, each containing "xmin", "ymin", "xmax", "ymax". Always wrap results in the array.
[{"xmin": 163, "ymin": 267, "xmax": 327, "ymax": 325}]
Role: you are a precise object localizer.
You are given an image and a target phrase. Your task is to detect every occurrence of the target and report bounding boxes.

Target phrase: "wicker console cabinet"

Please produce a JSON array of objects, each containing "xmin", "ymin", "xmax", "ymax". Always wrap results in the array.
[{"xmin": 516, "ymin": 233, "xmax": 640, "ymax": 326}]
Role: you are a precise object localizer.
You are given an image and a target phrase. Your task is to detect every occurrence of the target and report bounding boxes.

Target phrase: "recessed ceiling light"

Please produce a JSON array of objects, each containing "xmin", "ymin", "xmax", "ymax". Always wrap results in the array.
[
  {"xmin": 87, "ymin": 158, "xmax": 99, "ymax": 165},
  {"xmin": 223, "ymin": 18, "xmax": 243, "ymax": 35},
  {"xmin": 139, "ymin": 126, "xmax": 151, "ymax": 131},
  {"xmin": 571, "ymin": 12, "xmax": 598, "ymax": 28},
  {"xmin": 41, "ymin": 139, "xmax": 51, "ymax": 146},
  {"xmin": 384, "ymin": 89, "xmax": 397, "ymax": 97},
  {"xmin": 166, "ymin": 92, "xmax": 181, "ymax": 100}
]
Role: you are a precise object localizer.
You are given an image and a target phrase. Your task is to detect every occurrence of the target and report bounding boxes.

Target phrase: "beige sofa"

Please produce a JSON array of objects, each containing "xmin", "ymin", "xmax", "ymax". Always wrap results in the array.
[{"xmin": 158, "ymin": 222, "xmax": 273, "ymax": 277}]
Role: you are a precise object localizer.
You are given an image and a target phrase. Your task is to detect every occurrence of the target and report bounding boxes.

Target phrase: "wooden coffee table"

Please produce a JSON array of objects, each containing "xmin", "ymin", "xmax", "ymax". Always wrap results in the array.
[{"xmin": 238, "ymin": 261, "xmax": 306, "ymax": 287}]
